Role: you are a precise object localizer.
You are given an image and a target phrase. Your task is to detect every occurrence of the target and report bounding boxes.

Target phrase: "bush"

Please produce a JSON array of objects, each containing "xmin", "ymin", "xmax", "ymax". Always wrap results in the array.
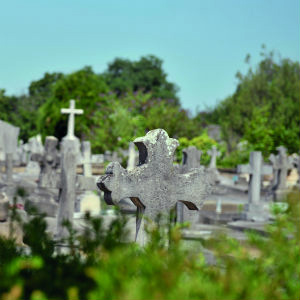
[{"xmin": 0, "ymin": 191, "xmax": 299, "ymax": 300}]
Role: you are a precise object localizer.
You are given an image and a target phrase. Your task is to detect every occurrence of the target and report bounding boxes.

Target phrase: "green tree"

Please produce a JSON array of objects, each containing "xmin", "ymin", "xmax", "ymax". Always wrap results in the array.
[
  {"xmin": 205, "ymin": 49, "xmax": 300, "ymax": 155},
  {"xmin": 104, "ymin": 55, "xmax": 180, "ymax": 105},
  {"xmin": 37, "ymin": 66, "xmax": 108, "ymax": 141}
]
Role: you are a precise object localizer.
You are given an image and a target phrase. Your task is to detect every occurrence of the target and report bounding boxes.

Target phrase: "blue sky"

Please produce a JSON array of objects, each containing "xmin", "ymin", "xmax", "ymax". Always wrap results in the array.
[{"xmin": 0, "ymin": 0, "xmax": 299, "ymax": 113}]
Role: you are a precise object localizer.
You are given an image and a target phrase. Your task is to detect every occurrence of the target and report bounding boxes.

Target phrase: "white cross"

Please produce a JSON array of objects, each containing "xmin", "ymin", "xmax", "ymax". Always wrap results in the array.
[{"xmin": 61, "ymin": 100, "xmax": 83, "ymax": 139}]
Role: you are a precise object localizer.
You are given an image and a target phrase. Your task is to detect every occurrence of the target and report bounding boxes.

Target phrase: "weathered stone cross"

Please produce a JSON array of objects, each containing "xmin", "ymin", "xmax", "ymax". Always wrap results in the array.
[
  {"xmin": 207, "ymin": 145, "xmax": 220, "ymax": 169},
  {"xmin": 269, "ymin": 146, "xmax": 293, "ymax": 190},
  {"xmin": 237, "ymin": 151, "xmax": 272, "ymax": 210},
  {"xmin": 97, "ymin": 129, "xmax": 212, "ymax": 245},
  {"xmin": 61, "ymin": 100, "xmax": 83, "ymax": 140},
  {"xmin": 177, "ymin": 146, "xmax": 203, "ymax": 223},
  {"xmin": 180, "ymin": 146, "xmax": 202, "ymax": 173}
]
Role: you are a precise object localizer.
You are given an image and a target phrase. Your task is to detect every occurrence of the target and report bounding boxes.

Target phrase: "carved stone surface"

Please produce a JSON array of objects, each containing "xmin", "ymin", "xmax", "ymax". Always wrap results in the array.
[{"xmin": 97, "ymin": 129, "xmax": 212, "ymax": 244}]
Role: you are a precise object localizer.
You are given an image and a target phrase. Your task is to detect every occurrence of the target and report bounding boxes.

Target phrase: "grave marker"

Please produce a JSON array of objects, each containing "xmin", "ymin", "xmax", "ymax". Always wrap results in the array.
[
  {"xmin": 237, "ymin": 151, "xmax": 272, "ymax": 220},
  {"xmin": 207, "ymin": 145, "xmax": 221, "ymax": 169},
  {"xmin": 97, "ymin": 129, "xmax": 212, "ymax": 245}
]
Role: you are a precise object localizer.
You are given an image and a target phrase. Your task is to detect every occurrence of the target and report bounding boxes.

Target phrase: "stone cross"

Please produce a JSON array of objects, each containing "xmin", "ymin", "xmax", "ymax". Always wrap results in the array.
[
  {"xmin": 177, "ymin": 146, "xmax": 202, "ymax": 223},
  {"xmin": 207, "ymin": 145, "xmax": 220, "ymax": 169},
  {"xmin": 97, "ymin": 129, "xmax": 212, "ymax": 245},
  {"xmin": 61, "ymin": 100, "xmax": 83, "ymax": 140},
  {"xmin": 181, "ymin": 146, "xmax": 202, "ymax": 173},
  {"xmin": 237, "ymin": 151, "xmax": 272, "ymax": 211},
  {"xmin": 81, "ymin": 141, "xmax": 92, "ymax": 177},
  {"xmin": 269, "ymin": 146, "xmax": 293, "ymax": 190}
]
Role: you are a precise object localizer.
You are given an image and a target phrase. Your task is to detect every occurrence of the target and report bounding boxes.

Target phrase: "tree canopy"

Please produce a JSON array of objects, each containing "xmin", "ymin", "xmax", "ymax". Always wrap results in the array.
[{"xmin": 0, "ymin": 51, "xmax": 299, "ymax": 165}]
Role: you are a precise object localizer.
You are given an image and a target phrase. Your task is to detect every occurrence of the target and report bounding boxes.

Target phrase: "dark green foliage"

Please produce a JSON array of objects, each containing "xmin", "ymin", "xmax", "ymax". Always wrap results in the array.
[{"xmin": 104, "ymin": 55, "xmax": 180, "ymax": 105}]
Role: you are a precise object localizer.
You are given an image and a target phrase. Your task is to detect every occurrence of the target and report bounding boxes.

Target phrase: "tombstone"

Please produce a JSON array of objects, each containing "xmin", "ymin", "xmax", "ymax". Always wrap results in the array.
[
  {"xmin": 81, "ymin": 141, "xmax": 92, "ymax": 177},
  {"xmin": 177, "ymin": 146, "xmax": 202, "ymax": 224},
  {"xmin": 292, "ymin": 153, "xmax": 300, "ymax": 185},
  {"xmin": 97, "ymin": 129, "xmax": 212, "ymax": 245},
  {"xmin": 28, "ymin": 135, "xmax": 44, "ymax": 156},
  {"xmin": 33, "ymin": 136, "xmax": 60, "ymax": 188},
  {"xmin": 180, "ymin": 146, "xmax": 202, "ymax": 173},
  {"xmin": 269, "ymin": 146, "xmax": 293, "ymax": 194},
  {"xmin": 127, "ymin": 142, "xmax": 138, "ymax": 171},
  {"xmin": 56, "ymin": 143, "xmax": 77, "ymax": 239},
  {"xmin": 0, "ymin": 192, "xmax": 9, "ymax": 221},
  {"xmin": 24, "ymin": 161, "xmax": 41, "ymax": 181},
  {"xmin": 237, "ymin": 151, "xmax": 272, "ymax": 221},
  {"xmin": 207, "ymin": 145, "xmax": 221, "ymax": 169},
  {"xmin": 60, "ymin": 100, "xmax": 83, "ymax": 158},
  {"xmin": 0, "ymin": 120, "xmax": 20, "ymax": 182}
]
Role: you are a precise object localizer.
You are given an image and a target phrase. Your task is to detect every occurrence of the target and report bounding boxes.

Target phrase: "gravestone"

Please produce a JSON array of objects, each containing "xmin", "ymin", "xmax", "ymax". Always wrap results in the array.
[
  {"xmin": 207, "ymin": 145, "xmax": 221, "ymax": 169},
  {"xmin": 178, "ymin": 146, "xmax": 203, "ymax": 224},
  {"xmin": 33, "ymin": 136, "xmax": 60, "ymax": 188},
  {"xmin": 180, "ymin": 146, "xmax": 202, "ymax": 173},
  {"xmin": 292, "ymin": 153, "xmax": 300, "ymax": 185},
  {"xmin": 269, "ymin": 146, "xmax": 293, "ymax": 197},
  {"xmin": 28, "ymin": 135, "xmax": 44, "ymax": 156},
  {"xmin": 237, "ymin": 151, "xmax": 272, "ymax": 221},
  {"xmin": 60, "ymin": 100, "xmax": 83, "ymax": 157},
  {"xmin": 56, "ymin": 143, "xmax": 77, "ymax": 239},
  {"xmin": 0, "ymin": 192, "xmax": 9, "ymax": 221},
  {"xmin": 81, "ymin": 141, "xmax": 92, "ymax": 177},
  {"xmin": 97, "ymin": 129, "xmax": 212, "ymax": 245},
  {"xmin": 0, "ymin": 120, "xmax": 20, "ymax": 182}
]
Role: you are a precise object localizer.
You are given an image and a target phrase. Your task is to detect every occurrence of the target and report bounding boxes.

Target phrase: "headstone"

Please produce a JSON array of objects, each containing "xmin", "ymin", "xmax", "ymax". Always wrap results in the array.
[
  {"xmin": 181, "ymin": 146, "xmax": 202, "ymax": 173},
  {"xmin": 292, "ymin": 153, "xmax": 300, "ymax": 185},
  {"xmin": 56, "ymin": 143, "xmax": 77, "ymax": 239},
  {"xmin": 0, "ymin": 192, "xmax": 9, "ymax": 221},
  {"xmin": 237, "ymin": 151, "xmax": 272, "ymax": 221},
  {"xmin": 178, "ymin": 146, "xmax": 202, "ymax": 224},
  {"xmin": 81, "ymin": 141, "xmax": 92, "ymax": 176},
  {"xmin": 97, "ymin": 129, "xmax": 212, "ymax": 245},
  {"xmin": 0, "ymin": 120, "xmax": 20, "ymax": 182},
  {"xmin": 60, "ymin": 100, "xmax": 83, "ymax": 158},
  {"xmin": 28, "ymin": 135, "xmax": 44, "ymax": 156},
  {"xmin": 127, "ymin": 142, "xmax": 138, "ymax": 171},
  {"xmin": 207, "ymin": 145, "xmax": 221, "ymax": 169},
  {"xmin": 269, "ymin": 146, "xmax": 293, "ymax": 192},
  {"xmin": 33, "ymin": 136, "xmax": 60, "ymax": 188}
]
